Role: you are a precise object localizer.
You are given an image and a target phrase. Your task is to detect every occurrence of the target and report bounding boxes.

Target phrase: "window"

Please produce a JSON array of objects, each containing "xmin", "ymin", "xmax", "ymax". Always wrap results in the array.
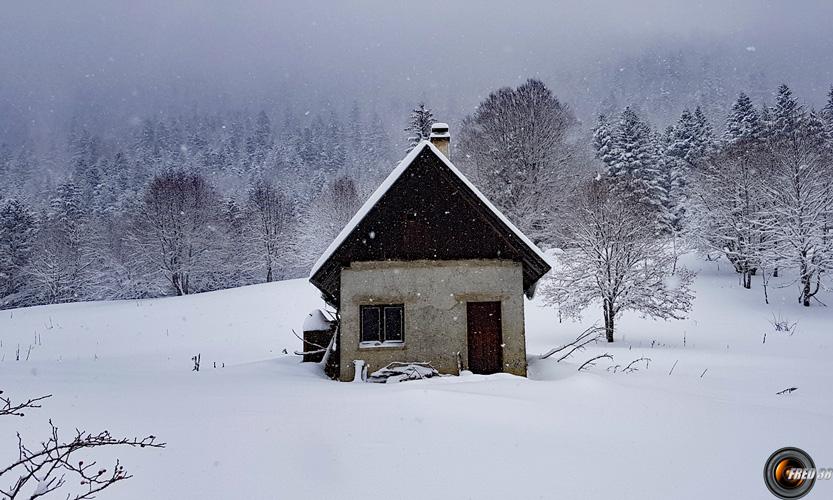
[{"xmin": 360, "ymin": 304, "xmax": 404, "ymax": 344}]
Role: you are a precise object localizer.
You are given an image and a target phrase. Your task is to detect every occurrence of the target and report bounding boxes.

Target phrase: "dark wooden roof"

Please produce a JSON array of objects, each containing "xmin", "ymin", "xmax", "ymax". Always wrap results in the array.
[{"xmin": 309, "ymin": 142, "xmax": 551, "ymax": 305}]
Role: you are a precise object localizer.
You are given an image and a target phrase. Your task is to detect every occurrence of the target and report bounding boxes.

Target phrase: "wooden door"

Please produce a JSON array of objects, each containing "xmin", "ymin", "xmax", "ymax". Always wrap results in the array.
[{"xmin": 466, "ymin": 301, "xmax": 503, "ymax": 374}]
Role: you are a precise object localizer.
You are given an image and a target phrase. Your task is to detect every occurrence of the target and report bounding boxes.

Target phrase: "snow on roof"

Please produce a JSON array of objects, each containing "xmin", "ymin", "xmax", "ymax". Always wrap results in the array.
[
  {"xmin": 309, "ymin": 140, "xmax": 551, "ymax": 278},
  {"xmin": 303, "ymin": 309, "xmax": 332, "ymax": 332},
  {"xmin": 430, "ymin": 123, "xmax": 450, "ymax": 138}
]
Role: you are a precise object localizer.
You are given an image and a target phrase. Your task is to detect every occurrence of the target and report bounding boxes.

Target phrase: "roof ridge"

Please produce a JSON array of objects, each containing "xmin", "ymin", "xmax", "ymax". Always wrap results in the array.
[{"xmin": 309, "ymin": 140, "xmax": 550, "ymax": 279}]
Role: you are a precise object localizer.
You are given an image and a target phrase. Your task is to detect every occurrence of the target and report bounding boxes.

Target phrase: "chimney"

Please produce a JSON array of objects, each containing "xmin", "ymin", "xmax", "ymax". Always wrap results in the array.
[{"xmin": 429, "ymin": 122, "xmax": 450, "ymax": 160}]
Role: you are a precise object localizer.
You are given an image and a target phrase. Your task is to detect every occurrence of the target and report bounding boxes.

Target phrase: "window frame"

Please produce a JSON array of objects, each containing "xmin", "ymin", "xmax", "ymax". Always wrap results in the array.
[{"xmin": 359, "ymin": 303, "xmax": 405, "ymax": 346}]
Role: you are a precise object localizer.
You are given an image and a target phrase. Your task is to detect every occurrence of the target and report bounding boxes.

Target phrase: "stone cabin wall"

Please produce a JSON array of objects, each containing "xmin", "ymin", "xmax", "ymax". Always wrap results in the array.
[{"xmin": 338, "ymin": 259, "xmax": 526, "ymax": 381}]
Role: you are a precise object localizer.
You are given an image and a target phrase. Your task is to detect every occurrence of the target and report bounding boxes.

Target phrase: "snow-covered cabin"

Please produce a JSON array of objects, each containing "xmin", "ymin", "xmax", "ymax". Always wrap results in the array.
[{"xmin": 309, "ymin": 124, "xmax": 550, "ymax": 381}]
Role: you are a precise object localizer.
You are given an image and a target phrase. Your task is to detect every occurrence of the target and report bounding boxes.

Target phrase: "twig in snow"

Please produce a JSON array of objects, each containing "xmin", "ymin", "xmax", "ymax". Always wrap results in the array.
[
  {"xmin": 668, "ymin": 360, "xmax": 679, "ymax": 375},
  {"xmin": 623, "ymin": 357, "xmax": 651, "ymax": 374},
  {"xmin": 700, "ymin": 368, "xmax": 708, "ymax": 378},
  {"xmin": 776, "ymin": 387, "xmax": 798, "ymax": 395},
  {"xmin": 578, "ymin": 353, "xmax": 613, "ymax": 372},
  {"xmin": 769, "ymin": 313, "xmax": 798, "ymax": 335},
  {"xmin": 540, "ymin": 326, "xmax": 604, "ymax": 361}
]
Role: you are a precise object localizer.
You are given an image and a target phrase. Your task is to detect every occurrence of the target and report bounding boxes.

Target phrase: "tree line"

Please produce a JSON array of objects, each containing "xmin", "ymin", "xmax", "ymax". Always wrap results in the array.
[
  {"xmin": 2, "ymin": 81, "xmax": 832, "ymax": 337},
  {"xmin": 452, "ymin": 80, "xmax": 832, "ymax": 341},
  {"xmin": 0, "ymin": 107, "xmax": 394, "ymax": 308}
]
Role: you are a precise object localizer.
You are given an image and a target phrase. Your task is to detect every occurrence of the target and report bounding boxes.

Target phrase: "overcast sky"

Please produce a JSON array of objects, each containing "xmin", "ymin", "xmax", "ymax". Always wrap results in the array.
[{"xmin": 2, "ymin": 0, "xmax": 832, "ymax": 142}]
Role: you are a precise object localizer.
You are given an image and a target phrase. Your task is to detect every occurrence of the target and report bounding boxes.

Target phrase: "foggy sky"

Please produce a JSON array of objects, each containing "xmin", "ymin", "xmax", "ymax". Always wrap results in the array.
[{"xmin": 2, "ymin": 0, "xmax": 833, "ymax": 144}]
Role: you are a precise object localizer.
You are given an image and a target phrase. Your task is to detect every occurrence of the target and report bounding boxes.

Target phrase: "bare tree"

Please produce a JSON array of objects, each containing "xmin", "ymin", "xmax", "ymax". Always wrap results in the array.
[
  {"xmin": 245, "ymin": 180, "xmax": 294, "ymax": 282},
  {"xmin": 458, "ymin": 78, "xmax": 578, "ymax": 243},
  {"xmin": 542, "ymin": 179, "xmax": 694, "ymax": 342},
  {"xmin": 129, "ymin": 171, "xmax": 224, "ymax": 296}
]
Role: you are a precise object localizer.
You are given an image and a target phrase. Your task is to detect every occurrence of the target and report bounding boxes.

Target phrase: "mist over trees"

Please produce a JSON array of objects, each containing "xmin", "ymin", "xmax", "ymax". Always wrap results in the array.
[
  {"xmin": 0, "ymin": 106, "xmax": 395, "ymax": 307},
  {"xmin": 1, "ymin": 72, "xmax": 832, "ymax": 332}
]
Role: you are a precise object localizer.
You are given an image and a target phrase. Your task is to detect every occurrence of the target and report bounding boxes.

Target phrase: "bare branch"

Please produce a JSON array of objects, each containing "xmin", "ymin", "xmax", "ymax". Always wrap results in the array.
[
  {"xmin": 623, "ymin": 357, "xmax": 651, "ymax": 374},
  {"xmin": 539, "ymin": 325, "xmax": 604, "ymax": 360},
  {"xmin": 0, "ymin": 391, "xmax": 52, "ymax": 418},
  {"xmin": 0, "ymin": 419, "xmax": 165, "ymax": 499},
  {"xmin": 578, "ymin": 353, "xmax": 613, "ymax": 372}
]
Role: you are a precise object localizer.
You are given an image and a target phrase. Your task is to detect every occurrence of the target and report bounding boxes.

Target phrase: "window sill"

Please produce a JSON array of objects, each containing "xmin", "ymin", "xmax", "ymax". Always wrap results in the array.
[{"xmin": 359, "ymin": 341, "xmax": 406, "ymax": 350}]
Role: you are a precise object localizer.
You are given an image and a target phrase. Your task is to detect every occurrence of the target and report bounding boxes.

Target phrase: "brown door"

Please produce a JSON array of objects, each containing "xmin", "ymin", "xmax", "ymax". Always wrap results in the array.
[{"xmin": 466, "ymin": 301, "xmax": 503, "ymax": 374}]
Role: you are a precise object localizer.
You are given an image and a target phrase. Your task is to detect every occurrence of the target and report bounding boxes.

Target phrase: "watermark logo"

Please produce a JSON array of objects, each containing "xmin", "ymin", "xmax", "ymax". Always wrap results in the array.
[{"xmin": 764, "ymin": 447, "xmax": 831, "ymax": 499}]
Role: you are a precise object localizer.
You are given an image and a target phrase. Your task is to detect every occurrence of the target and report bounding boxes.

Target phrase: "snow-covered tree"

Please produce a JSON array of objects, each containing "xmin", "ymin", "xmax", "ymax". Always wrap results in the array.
[
  {"xmin": 690, "ymin": 144, "xmax": 769, "ymax": 288},
  {"xmin": 245, "ymin": 110, "xmax": 273, "ymax": 170},
  {"xmin": 296, "ymin": 175, "xmax": 362, "ymax": 270},
  {"xmin": 655, "ymin": 127, "xmax": 685, "ymax": 231},
  {"xmin": 0, "ymin": 198, "xmax": 37, "ymax": 307},
  {"xmin": 689, "ymin": 91, "xmax": 777, "ymax": 289},
  {"xmin": 602, "ymin": 107, "xmax": 666, "ymax": 216},
  {"xmin": 245, "ymin": 180, "xmax": 294, "ymax": 282},
  {"xmin": 405, "ymin": 103, "xmax": 435, "ymax": 152},
  {"xmin": 768, "ymin": 84, "xmax": 804, "ymax": 142},
  {"xmin": 723, "ymin": 93, "xmax": 763, "ymax": 146},
  {"xmin": 820, "ymin": 86, "xmax": 833, "ymax": 143},
  {"xmin": 129, "ymin": 172, "xmax": 225, "ymax": 296},
  {"xmin": 668, "ymin": 107, "xmax": 714, "ymax": 171},
  {"xmin": 592, "ymin": 114, "xmax": 617, "ymax": 167},
  {"xmin": 761, "ymin": 110, "xmax": 833, "ymax": 306},
  {"xmin": 27, "ymin": 182, "xmax": 94, "ymax": 304},
  {"xmin": 543, "ymin": 179, "xmax": 694, "ymax": 342},
  {"xmin": 692, "ymin": 106, "xmax": 716, "ymax": 158}
]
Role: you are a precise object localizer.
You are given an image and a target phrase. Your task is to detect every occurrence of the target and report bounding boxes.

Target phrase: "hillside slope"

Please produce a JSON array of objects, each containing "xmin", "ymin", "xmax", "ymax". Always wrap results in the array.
[{"xmin": 1, "ymin": 257, "xmax": 831, "ymax": 499}]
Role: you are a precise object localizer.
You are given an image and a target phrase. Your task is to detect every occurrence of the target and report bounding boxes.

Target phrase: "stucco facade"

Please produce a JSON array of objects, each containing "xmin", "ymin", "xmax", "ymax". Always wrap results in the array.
[{"xmin": 338, "ymin": 259, "xmax": 527, "ymax": 381}]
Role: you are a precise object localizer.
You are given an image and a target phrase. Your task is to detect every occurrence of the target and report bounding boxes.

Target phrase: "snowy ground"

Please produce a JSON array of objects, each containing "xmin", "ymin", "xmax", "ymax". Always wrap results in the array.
[{"xmin": 1, "ymin": 255, "xmax": 831, "ymax": 499}]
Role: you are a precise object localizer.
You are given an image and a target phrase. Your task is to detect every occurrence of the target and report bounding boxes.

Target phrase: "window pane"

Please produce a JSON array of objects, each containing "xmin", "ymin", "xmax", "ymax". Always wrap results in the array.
[
  {"xmin": 361, "ymin": 307, "xmax": 381, "ymax": 342},
  {"xmin": 384, "ymin": 306, "xmax": 403, "ymax": 342}
]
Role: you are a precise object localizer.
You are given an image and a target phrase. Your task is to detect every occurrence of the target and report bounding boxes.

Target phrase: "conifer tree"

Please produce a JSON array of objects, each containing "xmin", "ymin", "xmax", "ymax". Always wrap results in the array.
[
  {"xmin": 769, "ymin": 84, "xmax": 805, "ymax": 142},
  {"xmin": 656, "ymin": 126, "xmax": 685, "ymax": 231},
  {"xmin": 607, "ymin": 107, "xmax": 665, "ymax": 215},
  {"xmin": 668, "ymin": 109, "xmax": 698, "ymax": 168},
  {"xmin": 692, "ymin": 106, "xmax": 716, "ymax": 160},
  {"xmin": 723, "ymin": 93, "xmax": 762, "ymax": 146},
  {"xmin": 592, "ymin": 114, "xmax": 617, "ymax": 167},
  {"xmin": 405, "ymin": 102, "xmax": 435, "ymax": 152}
]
